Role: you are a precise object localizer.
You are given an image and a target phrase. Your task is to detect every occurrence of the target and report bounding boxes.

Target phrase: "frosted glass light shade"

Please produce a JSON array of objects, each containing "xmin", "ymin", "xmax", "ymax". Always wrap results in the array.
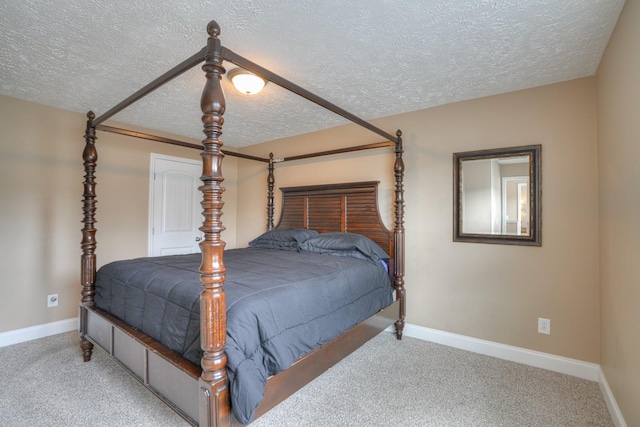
[{"xmin": 228, "ymin": 68, "xmax": 266, "ymax": 95}]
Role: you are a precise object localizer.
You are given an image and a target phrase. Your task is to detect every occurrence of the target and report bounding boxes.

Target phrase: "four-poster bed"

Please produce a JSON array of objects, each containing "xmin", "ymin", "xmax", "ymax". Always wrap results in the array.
[{"xmin": 80, "ymin": 20, "xmax": 405, "ymax": 426}]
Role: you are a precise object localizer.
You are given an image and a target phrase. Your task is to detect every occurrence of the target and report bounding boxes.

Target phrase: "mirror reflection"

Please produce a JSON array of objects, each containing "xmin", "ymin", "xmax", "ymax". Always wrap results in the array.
[{"xmin": 453, "ymin": 145, "xmax": 541, "ymax": 246}]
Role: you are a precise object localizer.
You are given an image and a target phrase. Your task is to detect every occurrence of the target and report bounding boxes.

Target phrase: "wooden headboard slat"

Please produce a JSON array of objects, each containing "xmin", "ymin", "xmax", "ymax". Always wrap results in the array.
[{"xmin": 276, "ymin": 181, "xmax": 394, "ymax": 270}]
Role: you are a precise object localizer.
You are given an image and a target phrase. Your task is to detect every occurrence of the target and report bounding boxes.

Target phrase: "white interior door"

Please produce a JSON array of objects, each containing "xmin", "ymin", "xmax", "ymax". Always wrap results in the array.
[
  {"xmin": 149, "ymin": 154, "xmax": 202, "ymax": 256},
  {"xmin": 501, "ymin": 176, "xmax": 529, "ymax": 235}
]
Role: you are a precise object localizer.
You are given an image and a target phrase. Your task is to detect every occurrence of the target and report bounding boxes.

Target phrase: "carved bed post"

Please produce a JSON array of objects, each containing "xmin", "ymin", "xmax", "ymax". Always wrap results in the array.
[
  {"xmin": 393, "ymin": 129, "xmax": 406, "ymax": 339},
  {"xmin": 80, "ymin": 111, "xmax": 97, "ymax": 361},
  {"xmin": 198, "ymin": 20, "xmax": 230, "ymax": 427},
  {"xmin": 267, "ymin": 152, "xmax": 275, "ymax": 230}
]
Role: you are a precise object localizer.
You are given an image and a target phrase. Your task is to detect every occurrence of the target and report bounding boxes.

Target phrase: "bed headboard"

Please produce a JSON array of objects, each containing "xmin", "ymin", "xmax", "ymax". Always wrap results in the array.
[{"xmin": 275, "ymin": 181, "xmax": 394, "ymax": 262}]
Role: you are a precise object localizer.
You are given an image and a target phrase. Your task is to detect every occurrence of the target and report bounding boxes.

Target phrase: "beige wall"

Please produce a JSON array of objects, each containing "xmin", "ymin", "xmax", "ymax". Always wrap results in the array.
[
  {"xmin": 597, "ymin": 0, "xmax": 640, "ymax": 425},
  {"xmin": 240, "ymin": 77, "xmax": 601, "ymax": 364},
  {"xmin": 0, "ymin": 95, "xmax": 238, "ymax": 333}
]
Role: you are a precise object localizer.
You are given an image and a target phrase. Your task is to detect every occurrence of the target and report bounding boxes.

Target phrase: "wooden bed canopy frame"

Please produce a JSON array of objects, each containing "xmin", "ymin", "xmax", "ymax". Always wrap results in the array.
[{"xmin": 80, "ymin": 20, "xmax": 405, "ymax": 426}]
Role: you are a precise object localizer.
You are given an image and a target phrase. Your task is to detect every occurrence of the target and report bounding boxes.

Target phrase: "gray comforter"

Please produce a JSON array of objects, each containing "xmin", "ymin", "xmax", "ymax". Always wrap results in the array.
[{"xmin": 94, "ymin": 247, "xmax": 393, "ymax": 424}]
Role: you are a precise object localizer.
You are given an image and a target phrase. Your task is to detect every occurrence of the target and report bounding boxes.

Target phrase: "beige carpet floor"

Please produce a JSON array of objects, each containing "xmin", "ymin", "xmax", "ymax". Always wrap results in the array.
[{"xmin": 0, "ymin": 331, "xmax": 613, "ymax": 426}]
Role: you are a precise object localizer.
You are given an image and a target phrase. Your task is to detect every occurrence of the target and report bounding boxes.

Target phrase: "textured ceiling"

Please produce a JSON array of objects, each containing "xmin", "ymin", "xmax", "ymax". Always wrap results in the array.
[{"xmin": 0, "ymin": 0, "xmax": 625, "ymax": 148}]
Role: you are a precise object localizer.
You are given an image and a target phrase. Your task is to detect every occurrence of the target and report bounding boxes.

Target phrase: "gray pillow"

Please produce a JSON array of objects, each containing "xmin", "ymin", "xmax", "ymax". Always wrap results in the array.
[
  {"xmin": 248, "ymin": 228, "xmax": 318, "ymax": 251},
  {"xmin": 298, "ymin": 232, "xmax": 389, "ymax": 262}
]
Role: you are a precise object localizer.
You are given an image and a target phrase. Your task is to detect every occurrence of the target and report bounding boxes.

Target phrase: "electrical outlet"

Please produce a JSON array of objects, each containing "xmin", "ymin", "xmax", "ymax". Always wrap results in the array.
[
  {"xmin": 47, "ymin": 294, "xmax": 59, "ymax": 308},
  {"xmin": 538, "ymin": 317, "xmax": 551, "ymax": 335}
]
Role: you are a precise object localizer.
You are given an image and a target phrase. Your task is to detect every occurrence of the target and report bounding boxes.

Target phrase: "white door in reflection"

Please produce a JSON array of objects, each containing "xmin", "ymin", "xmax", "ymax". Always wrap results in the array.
[{"xmin": 501, "ymin": 176, "xmax": 529, "ymax": 236}]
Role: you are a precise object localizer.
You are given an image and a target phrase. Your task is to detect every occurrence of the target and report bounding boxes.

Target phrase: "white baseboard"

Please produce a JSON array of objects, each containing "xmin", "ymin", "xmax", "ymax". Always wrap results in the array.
[
  {"xmin": 394, "ymin": 323, "xmax": 627, "ymax": 426},
  {"xmin": 400, "ymin": 323, "xmax": 599, "ymax": 380},
  {"xmin": 598, "ymin": 367, "xmax": 628, "ymax": 427},
  {"xmin": 0, "ymin": 317, "xmax": 78, "ymax": 348}
]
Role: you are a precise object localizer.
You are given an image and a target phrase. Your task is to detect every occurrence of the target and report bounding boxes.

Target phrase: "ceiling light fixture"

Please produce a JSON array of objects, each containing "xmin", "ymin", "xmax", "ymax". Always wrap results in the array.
[{"xmin": 227, "ymin": 68, "xmax": 267, "ymax": 95}]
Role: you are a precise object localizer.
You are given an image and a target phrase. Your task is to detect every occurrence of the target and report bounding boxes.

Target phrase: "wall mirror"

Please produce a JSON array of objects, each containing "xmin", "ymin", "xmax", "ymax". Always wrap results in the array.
[{"xmin": 453, "ymin": 145, "xmax": 541, "ymax": 246}]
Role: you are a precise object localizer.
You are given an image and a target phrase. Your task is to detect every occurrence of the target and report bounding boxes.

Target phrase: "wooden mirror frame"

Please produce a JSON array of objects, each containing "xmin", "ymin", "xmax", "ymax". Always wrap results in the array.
[{"xmin": 453, "ymin": 144, "xmax": 541, "ymax": 246}]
